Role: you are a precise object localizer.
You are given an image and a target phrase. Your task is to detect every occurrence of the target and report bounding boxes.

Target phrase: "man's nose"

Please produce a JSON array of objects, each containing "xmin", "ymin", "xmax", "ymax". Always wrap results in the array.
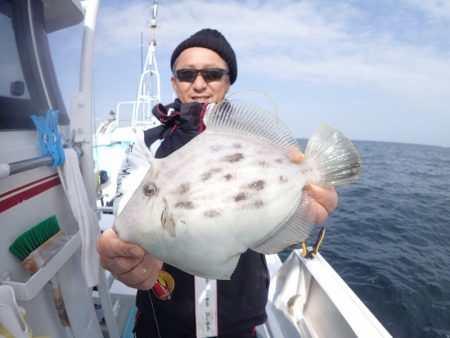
[{"xmin": 192, "ymin": 73, "xmax": 208, "ymax": 89}]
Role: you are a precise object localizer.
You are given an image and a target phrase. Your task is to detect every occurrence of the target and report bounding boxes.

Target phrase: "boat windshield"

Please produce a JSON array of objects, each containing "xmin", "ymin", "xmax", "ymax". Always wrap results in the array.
[
  {"xmin": 0, "ymin": 3, "xmax": 30, "ymax": 100},
  {"xmin": 0, "ymin": 0, "xmax": 69, "ymax": 129}
]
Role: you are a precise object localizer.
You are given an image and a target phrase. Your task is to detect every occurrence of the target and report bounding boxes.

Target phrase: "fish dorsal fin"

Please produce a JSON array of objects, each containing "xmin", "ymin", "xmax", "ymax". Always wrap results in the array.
[{"xmin": 204, "ymin": 99, "xmax": 301, "ymax": 161}]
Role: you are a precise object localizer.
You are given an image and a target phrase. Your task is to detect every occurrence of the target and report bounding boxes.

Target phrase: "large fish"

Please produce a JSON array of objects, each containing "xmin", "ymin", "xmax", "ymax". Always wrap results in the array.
[{"xmin": 113, "ymin": 99, "xmax": 361, "ymax": 279}]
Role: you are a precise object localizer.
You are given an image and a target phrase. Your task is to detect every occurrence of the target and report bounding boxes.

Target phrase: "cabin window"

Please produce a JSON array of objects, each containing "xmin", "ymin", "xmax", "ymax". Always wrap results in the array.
[
  {"xmin": 0, "ymin": 2, "xmax": 30, "ymax": 99},
  {"xmin": 0, "ymin": 0, "xmax": 69, "ymax": 130}
]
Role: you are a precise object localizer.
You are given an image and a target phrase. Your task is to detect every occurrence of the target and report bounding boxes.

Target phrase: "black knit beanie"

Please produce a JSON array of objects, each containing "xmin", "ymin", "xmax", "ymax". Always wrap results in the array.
[{"xmin": 170, "ymin": 28, "xmax": 237, "ymax": 84}]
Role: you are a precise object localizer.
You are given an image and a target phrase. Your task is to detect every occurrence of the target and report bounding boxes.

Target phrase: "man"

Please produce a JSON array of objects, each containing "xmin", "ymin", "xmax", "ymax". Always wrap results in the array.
[{"xmin": 96, "ymin": 28, "xmax": 338, "ymax": 338}]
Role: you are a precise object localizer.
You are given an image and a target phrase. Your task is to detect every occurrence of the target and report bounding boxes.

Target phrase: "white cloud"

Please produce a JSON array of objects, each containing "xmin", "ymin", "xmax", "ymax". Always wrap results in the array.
[
  {"xmin": 403, "ymin": 0, "xmax": 450, "ymax": 21},
  {"xmin": 96, "ymin": 1, "xmax": 354, "ymax": 55},
  {"xmin": 95, "ymin": 2, "xmax": 148, "ymax": 54},
  {"xmin": 95, "ymin": 0, "xmax": 450, "ymax": 111}
]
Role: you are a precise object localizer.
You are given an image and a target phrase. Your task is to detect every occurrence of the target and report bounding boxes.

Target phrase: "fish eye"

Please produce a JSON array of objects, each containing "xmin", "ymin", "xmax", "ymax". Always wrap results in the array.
[{"xmin": 143, "ymin": 182, "xmax": 158, "ymax": 197}]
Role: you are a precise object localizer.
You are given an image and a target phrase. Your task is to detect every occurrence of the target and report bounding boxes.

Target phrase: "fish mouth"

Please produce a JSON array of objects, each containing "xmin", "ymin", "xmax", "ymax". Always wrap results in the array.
[
  {"xmin": 160, "ymin": 207, "xmax": 167, "ymax": 226},
  {"xmin": 160, "ymin": 204, "xmax": 176, "ymax": 237}
]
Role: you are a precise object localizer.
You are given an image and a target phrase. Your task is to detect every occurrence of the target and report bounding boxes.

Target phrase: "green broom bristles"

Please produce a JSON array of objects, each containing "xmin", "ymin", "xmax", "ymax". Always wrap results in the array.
[{"xmin": 9, "ymin": 215, "xmax": 61, "ymax": 261}]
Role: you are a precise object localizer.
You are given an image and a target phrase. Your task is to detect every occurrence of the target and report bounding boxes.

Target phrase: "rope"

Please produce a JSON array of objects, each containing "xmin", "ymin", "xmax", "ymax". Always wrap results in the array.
[{"xmin": 31, "ymin": 109, "xmax": 65, "ymax": 167}]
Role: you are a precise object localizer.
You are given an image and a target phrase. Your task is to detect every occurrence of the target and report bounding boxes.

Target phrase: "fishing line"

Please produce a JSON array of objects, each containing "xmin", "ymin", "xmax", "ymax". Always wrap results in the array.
[
  {"xmin": 225, "ymin": 89, "xmax": 299, "ymax": 157},
  {"xmin": 147, "ymin": 289, "xmax": 162, "ymax": 338},
  {"xmin": 227, "ymin": 88, "xmax": 281, "ymax": 124}
]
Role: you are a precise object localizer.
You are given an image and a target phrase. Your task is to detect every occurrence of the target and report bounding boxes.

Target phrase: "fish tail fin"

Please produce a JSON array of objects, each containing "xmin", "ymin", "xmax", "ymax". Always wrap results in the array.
[
  {"xmin": 302, "ymin": 124, "xmax": 361, "ymax": 186},
  {"xmin": 252, "ymin": 191, "xmax": 316, "ymax": 254}
]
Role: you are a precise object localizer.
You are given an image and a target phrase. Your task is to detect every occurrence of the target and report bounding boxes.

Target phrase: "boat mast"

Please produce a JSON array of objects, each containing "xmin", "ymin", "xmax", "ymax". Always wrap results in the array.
[{"xmin": 132, "ymin": 1, "xmax": 161, "ymax": 130}]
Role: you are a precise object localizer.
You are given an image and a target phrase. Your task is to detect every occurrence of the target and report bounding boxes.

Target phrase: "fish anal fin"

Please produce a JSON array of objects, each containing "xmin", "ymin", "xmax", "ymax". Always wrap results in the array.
[{"xmin": 252, "ymin": 191, "xmax": 316, "ymax": 254}]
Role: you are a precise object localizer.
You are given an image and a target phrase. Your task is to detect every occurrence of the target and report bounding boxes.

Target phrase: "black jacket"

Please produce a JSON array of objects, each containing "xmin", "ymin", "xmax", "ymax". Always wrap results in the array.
[{"xmin": 136, "ymin": 100, "xmax": 269, "ymax": 334}]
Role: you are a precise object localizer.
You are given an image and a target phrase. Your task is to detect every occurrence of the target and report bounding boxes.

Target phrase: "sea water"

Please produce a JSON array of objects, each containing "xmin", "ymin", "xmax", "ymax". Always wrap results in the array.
[{"xmin": 285, "ymin": 140, "xmax": 450, "ymax": 338}]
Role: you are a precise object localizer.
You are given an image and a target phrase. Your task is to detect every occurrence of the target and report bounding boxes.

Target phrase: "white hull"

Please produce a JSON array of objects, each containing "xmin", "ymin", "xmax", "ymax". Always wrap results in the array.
[{"xmin": 261, "ymin": 251, "xmax": 391, "ymax": 338}]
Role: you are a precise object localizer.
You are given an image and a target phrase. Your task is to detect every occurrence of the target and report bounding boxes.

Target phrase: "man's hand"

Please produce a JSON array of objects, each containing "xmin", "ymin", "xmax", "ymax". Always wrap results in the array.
[
  {"xmin": 303, "ymin": 184, "xmax": 338, "ymax": 224},
  {"xmin": 291, "ymin": 149, "xmax": 339, "ymax": 224},
  {"xmin": 96, "ymin": 229, "xmax": 163, "ymax": 290}
]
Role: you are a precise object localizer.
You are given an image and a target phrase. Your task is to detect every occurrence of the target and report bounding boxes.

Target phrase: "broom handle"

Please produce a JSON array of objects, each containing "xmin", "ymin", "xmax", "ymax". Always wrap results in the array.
[{"xmin": 49, "ymin": 276, "xmax": 75, "ymax": 338}]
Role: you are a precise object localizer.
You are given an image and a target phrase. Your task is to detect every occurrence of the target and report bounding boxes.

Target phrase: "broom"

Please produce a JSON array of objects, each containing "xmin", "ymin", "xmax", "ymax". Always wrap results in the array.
[{"xmin": 9, "ymin": 216, "xmax": 74, "ymax": 337}]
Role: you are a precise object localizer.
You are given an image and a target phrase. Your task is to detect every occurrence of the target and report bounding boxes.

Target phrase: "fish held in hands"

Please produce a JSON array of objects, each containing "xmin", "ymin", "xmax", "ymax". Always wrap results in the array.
[{"xmin": 113, "ymin": 99, "xmax": 361, "ymax": 279}]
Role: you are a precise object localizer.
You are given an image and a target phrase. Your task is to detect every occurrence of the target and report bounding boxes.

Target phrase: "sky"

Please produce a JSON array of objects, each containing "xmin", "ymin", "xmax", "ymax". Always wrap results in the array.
[{"xmin": 48, "ymin": 0, "xmax": 450, "ymax": 147}]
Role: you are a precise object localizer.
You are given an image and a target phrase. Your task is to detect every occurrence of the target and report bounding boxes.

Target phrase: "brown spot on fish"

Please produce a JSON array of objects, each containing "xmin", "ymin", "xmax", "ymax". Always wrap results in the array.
[
  {"xmin": 240, "ymin": 199, "xmax": 264, "ymax": 210},
  {"xmin": 248, "ymin": 180, "xmax": 265, "ymax": 191},
  {"xmin": 275, "ymin": 158, "xmax": 284, "ymax": 164},
  {"xmin": 224, "ymin": 174, "xmax": 234, "ymax": 181},
  {"xmin": 254, "ymin": 200, "xmax": 264, "ymax": 208},
  {"xmin": 175, "ymin": 201, "xmax": 195, "ymax": 209},
  {"xmin": 201, "ymin": 168, "xmax": 223, "ymax": 181},
  {"xmin": 258, "ymin": 161, "xmax": 270, "ymax": 168},
  {"xmin": 177, "ymin": 183, "xmax": 190, "ymax": 195},
  {"xmin": 222, "ymin": 153, "xmax": 244, "ymax": 163},
  {"xmin": 204, "ymin": 209, "xmax": 221, "ymax": 218},
  {"xmin": 201, "ymin": 171, "xmax": 212, "ymax": 181},
  {"xmin": 165, "ymin": 168, "xmax": 179, "ymax": 178},
  {"xmin": 210, "ymin": 145, "xmax": 223, "ymax": 152},
  {"xmin": 279, "ymin": 175, "xmax": 288, "ymax": 183},
  {"xmin": 232, "ymin": 143, "xmax": 242, "ymax": 149},
  {"xmin": 234, "ymin": 192, "xmax": 248, "ymax": 202}
]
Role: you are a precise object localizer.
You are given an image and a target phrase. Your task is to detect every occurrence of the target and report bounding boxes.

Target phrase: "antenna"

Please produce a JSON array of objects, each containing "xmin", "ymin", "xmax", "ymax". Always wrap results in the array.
[
  {"xmin": 132, "ymin": 0, "xmax": 161, "ymax": 130},
  {"xmin": 150, "ymin": 1, "xmax": 158, "ymax": 47}
]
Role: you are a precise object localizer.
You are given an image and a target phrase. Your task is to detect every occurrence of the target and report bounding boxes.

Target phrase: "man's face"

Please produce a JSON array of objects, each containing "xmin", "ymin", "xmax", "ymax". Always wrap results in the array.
[{"xmin": 171, "ymin": 47, "xmax": 231, "ymax": 104}]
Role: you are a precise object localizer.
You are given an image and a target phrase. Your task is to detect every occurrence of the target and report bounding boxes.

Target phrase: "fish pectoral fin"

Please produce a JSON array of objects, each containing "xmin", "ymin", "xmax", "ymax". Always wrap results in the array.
[
  {"xmin": 251, "ymin": 191, "xmax": 316, "ymax": 254},
  {"xmin": 161, "ymin": 205, "xmax": 176, "ymax": 237}
]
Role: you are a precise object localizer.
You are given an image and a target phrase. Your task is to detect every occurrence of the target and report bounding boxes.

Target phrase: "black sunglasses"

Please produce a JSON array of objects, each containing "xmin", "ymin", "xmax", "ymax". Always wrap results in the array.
[{"xmin": 174, "ymin": 68, "xmax": 229, "ymax": 83}]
